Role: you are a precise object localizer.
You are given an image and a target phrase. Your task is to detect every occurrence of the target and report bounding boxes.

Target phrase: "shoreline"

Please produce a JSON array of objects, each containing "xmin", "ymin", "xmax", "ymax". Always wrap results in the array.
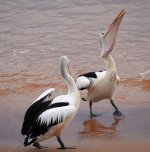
[{"xmin": 0, "ymin": 79, "xmax": 150, "ymax": 152}]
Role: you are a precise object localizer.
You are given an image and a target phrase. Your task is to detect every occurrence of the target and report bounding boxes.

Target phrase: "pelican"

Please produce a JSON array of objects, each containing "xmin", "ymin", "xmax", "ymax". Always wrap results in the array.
[
  {"xmin": 76, "ymin": 9, "xmax": 126, "ymax": 118},
  {"xmin": 21, "ymin": 56, "xmax": 80, "ymax": 149}
]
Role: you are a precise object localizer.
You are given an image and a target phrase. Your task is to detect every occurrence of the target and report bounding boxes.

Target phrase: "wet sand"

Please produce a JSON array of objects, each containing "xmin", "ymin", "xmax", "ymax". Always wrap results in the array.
[
  {"xmin": 0, "ymin": 140, "xmax": 150, "ymax": 152},
  {"xmin": 0, "ymin": 0, "xmax": 150, "ymax": 152},
  {"xmin": 0, "ymin": 79, "xmax": 150, "ymax": 152}
]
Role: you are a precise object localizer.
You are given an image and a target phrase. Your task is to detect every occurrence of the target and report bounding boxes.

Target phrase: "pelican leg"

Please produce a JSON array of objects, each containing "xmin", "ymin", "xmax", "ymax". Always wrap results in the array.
[
  {"xmin": 57, "ymin": 136, "xmax": 76, "ymax": 149},
  {"xmin": 57, "ymin": 136, "xmax": 65, "ymax": 149},
  {"xmin": 110, "ymin": 99, "xmax": 125, "ymax": 119},
  {"xmin": 33, "ymin": 142, "xmax": 47, "ymax": 149},
  {"xmin": 89, "ymin": 101, "xmax": 101, "ymax": 117}
]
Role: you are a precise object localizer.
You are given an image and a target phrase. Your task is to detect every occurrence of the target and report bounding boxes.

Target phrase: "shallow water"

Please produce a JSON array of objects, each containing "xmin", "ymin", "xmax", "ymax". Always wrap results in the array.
[{"xmin": 0, "ymin": 0, "xmax": 150, "ymax": 151}]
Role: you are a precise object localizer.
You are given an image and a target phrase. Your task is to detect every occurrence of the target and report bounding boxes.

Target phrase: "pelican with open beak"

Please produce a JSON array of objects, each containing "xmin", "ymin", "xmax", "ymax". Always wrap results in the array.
[
  {"xmin": 100, "ymin": 9, "xmax": 126, "ymax": 58},
  {"xmin": 76, "ymin": 9, "xmax": 126, "ymax": 118}
]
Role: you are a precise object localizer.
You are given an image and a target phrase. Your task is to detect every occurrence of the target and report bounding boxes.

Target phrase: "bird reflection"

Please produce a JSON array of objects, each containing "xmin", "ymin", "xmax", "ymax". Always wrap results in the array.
[{"xmin": 80, "ymin": 118, "xmax": 121, "ymax": 137}]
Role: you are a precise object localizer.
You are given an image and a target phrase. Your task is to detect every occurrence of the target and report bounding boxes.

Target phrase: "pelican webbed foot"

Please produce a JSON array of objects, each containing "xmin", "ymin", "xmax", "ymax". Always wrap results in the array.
[
  {"xmin": 89, "ymin": 101, "xmax": 102, "ymax": 117},
  {"xmin": 57, "ymin": 136, "xmax": 76, "ymax": 149},
  {"xmin": 89, "ymin": 113, "xmax": 102, "ymax": 117},
  {"xmin": 113, "ymin": 110, "xmax": 125, "ymax": 120},
  {"xmin": 110, "ymin": 99, "xmax": 125, "ymax": 119},
  {"xmin": 57, "ymin": 147, "xmax": 76, "ymax": 149},
  {"xmin": 33, "ymin": 143, "xmax": 47, "ymax": 149}
]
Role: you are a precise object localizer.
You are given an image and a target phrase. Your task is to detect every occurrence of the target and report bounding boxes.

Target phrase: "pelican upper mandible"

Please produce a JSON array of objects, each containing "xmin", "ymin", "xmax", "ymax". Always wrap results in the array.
[
  {"xmin": 21, "ymin": 56, "xmax": 80, "ymax": 149},
  {"xmin": 76, "ymin": 9, "xmax": 126, "ymax": 119}
]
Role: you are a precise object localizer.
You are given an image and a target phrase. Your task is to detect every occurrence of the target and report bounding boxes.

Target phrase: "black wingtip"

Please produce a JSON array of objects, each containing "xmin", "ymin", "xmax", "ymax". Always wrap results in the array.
[
  {"xmin": 82, "ymin": 97, "xmax": 87, "ymax": 101},
  {"xmin": 24, "ymin": 136, "xmax": 37, "ymax": 146}
]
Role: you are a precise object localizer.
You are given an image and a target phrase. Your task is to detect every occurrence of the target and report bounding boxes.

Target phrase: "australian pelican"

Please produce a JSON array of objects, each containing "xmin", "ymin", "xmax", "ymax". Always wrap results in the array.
[
  {"xmin": 21, "ymin": 56, "xmax": 80, "ymax": 149},
  {"xmin": 76, "ymin": 9, "xmax": 126, "ymax": 118}
]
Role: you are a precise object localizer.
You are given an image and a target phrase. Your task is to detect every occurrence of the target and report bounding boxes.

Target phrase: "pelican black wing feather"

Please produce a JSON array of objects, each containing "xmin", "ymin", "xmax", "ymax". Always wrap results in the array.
[
  {"xmin": 21, "ymin": 99, "xmax": 53, "ymax": 135},
  {"xmin": 78, "ymin": 71, "xmax": 103, "ymax": 79},
  {"xmin": 24, "ymin": 102, "xmax": 69, "ymax": 146}
]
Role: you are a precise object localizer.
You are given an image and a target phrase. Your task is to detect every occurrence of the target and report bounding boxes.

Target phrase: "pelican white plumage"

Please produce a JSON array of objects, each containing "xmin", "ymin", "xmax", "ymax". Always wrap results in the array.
[
  {"xmin": 76, "ymin": 9, "xmax": 126, "ymax": 118},
  {"xmin": 21, "ymin": 56, "xmax": 80, "ymax": 149}
]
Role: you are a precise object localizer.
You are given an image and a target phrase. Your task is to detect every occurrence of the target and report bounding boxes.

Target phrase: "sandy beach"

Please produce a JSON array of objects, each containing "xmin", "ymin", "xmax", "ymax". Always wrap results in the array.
[
  {"xmin": 0, "ymin": 0, "xmax": 150, "ymax": 152},
  {"xmin": 0, "ymin": 78, "xmax": 150, "ymax": 152}
]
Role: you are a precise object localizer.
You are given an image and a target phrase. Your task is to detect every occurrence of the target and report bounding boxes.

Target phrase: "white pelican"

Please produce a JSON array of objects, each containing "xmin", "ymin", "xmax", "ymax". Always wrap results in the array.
[
  {"xmin": 76, "ymin": 9, "xmax": 126, "ymax": 118},
  {"xmin": 21, "ymin": 56, "xmax": 80, "ymax": 149}
]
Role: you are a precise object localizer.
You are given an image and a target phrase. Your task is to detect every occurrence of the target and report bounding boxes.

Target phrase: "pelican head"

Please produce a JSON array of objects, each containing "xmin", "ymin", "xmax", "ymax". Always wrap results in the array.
[
  {"xmin": 61, "ymin": 56, "xmax": 71, "ymax": 76},
  {"xmin": 100, "ymin": 9, "xmax": 126, "ymax": 58},
  {"xmin": 61, "ymin": 56, "xmax": 69, "ymax": 65}
]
